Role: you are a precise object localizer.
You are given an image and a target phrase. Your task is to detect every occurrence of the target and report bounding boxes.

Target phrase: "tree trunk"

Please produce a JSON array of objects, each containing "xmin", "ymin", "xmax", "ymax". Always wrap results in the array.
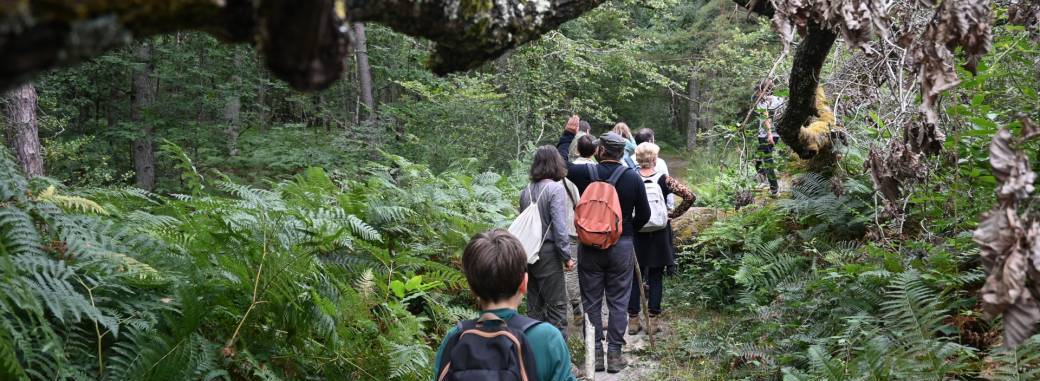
[
  {"xmin": 225, "ymin": 50, "xmax": 243, "ymax": 156},
  {"xmin": 131, "ymin": 41, "xmax": 156, "ymax": 191},
  {"xmin": 3, "ymin": 83, "xmax": 45, "ymax": 177},
  {"xmin": 257, "ymin": 52, "xmax": 269, "ymax": 132},
  {"xmin": 686, "ymin": 76, "xmax": 699, "ymax": 151},
  {"xmin": 353, "ymin": 22, "xmax": 376, "ymax": 125}
]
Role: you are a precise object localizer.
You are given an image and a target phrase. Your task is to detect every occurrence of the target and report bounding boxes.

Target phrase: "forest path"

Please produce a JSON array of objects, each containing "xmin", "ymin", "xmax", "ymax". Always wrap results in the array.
[
  {"xmin": 659, "ymin": 152, "xmax": 690, "ymax": 181},
  {"xmin": 571, "ymin": 207, "xmax": 723, "ymax": 380}
]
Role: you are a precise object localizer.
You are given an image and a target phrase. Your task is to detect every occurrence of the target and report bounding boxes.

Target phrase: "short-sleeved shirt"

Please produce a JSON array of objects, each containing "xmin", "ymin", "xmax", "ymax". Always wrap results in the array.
[
  {"xmin": 433, "ymin": 309, "xmax": 577, "ymax": 381},
  {"xmin": 757, "ymin": 95, "xmax": 785, "ymax": 138}
]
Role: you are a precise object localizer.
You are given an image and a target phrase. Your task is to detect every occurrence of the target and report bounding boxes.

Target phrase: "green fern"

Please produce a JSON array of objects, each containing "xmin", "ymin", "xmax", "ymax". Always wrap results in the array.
[{"xmin": 985, "ymin": 335, "xmax": 1040, "ymax": 380}]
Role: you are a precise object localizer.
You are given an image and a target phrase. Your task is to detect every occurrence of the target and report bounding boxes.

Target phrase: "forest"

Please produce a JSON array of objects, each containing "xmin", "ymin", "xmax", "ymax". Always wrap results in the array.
[{"xmin": 0, "ymin": 0, "xmax": 1039, "ymax": 380}]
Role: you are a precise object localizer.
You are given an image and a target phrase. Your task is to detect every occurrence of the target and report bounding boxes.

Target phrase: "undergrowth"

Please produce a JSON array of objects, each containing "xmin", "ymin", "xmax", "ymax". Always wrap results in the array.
[{"xmin": 0, "ymin": 148, "xmax": 521, "ymax": 380}]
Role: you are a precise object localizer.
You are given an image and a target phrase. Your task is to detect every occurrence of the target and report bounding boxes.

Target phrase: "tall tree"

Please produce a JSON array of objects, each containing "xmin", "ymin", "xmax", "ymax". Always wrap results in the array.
[
  {"xmin": 225, "ymin": 49, "xmax": 243, "ymax": 157},
  {"xmin": 353, "ymin": 23, "xmax": 376, "ymax": 125},
  {"xmin": 687, "ymin": 76, "xmax": 700, "ymax": 150},
  {"xmin": 131, "ymin": 41, "xmax": 156, "ymax": 191},
  {"xmin": 3, "ymin": 83, "xmax": 44, "ymax": 177}
]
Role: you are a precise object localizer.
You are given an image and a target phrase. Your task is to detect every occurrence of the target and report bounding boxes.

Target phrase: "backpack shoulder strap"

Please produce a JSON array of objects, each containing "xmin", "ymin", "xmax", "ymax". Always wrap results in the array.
[
  {"xmin": 624, "ymin": 156, "xmax": 637, "ymax": 169},
  {"xmin": 438, "ymin": 320, "xmax": 477, "ymax": 377},
  {"xmin": 586, "ymin": 163, "xmax": 599, "ymax": 182},
  {"xmin": 506, "ymin": 315, "xmax": 543, "ymax": 333},
  {"xmin": 607, "ymin": 165, "xmax": 628, "ymax": 186}
]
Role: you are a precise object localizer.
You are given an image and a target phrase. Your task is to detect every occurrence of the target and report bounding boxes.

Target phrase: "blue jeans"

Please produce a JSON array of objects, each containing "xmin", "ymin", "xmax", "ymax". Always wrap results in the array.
[{"xmin": 628, "ymin": 266, "xmax": 664, "ymax": 316}]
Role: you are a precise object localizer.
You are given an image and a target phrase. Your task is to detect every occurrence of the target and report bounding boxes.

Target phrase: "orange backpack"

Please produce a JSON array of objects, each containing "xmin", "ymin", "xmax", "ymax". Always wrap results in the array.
[{"xmin": 574, "ymin": 164, "xmax": 627, "ymax": 249}]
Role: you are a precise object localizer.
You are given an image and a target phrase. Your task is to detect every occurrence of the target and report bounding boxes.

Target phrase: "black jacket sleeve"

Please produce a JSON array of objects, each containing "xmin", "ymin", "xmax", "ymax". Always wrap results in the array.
[{"xmin": 556, "ymin": 131, "xmax": 576, "ymax": 164}]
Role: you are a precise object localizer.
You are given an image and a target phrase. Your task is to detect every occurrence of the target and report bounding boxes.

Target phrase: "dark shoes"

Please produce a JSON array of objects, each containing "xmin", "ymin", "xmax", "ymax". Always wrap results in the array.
[
  {"xmin": 607, "ymin": 350, "xmax": 626, "ymax": 373},
  {"xmin": 595, "ymin": 349, "xmax": 605, "ymax": 372}
]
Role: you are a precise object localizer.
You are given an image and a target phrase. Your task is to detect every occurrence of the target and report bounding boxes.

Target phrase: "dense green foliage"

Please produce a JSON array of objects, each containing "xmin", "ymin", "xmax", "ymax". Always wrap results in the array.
[
  {"xmin": 655, "ymin": 9, "xmax": 1040, "ymax": 379},
  {"xmin": 1, "ymin": 148, "xmax": 525, "ymax": 380}
]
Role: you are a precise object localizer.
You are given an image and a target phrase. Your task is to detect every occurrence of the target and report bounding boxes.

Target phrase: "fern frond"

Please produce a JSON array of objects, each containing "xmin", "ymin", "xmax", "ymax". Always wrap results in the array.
[{"xmin": 36, "ymin": 186, "xmax": 107, "ymax": 215}]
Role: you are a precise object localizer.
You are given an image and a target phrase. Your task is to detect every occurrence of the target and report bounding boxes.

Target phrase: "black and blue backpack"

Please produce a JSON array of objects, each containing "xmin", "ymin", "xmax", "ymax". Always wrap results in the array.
[{"xmin": 436, "ymin": 313, "xmax": 542, "ymax": 381}]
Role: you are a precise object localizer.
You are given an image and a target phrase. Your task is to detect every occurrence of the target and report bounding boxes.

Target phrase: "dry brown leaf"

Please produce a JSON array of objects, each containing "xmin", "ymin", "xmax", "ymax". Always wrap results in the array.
[
  {"xmin": 977, "ymin": 126, "xmax": 1040, "ymax": 348},
  {"xmin": 990, "ymin": 128, "xmax": 1037, "ymax": 201},
  {"xmin": 908, "ymin": 0, "xmax": 993, "ymax": 124}
]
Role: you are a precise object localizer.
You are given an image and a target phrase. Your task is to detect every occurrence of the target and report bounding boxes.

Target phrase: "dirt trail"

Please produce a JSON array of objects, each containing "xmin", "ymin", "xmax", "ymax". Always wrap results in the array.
[{"xmin": 660, "ymin": 152, "xmax": 690, "ymax": 181}]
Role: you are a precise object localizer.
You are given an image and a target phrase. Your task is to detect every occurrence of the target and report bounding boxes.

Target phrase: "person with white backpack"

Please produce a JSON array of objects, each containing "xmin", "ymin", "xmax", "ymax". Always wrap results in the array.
[
  {"xmin": 513, "ymin": 145, "xmax": 576, "ymax": 336},
  {"xmin": 627, "ymin": 142, "xmax": 696, "ymax": 335}
]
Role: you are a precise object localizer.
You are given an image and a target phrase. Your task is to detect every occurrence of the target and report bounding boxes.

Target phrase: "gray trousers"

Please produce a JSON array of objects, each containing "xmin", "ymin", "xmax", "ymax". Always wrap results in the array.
[
  {"xmin": 578, "ymin": 237, "xmax": 635, "ymax": 352},
  {"xmin": 527, "ymin": 241, "xmax": 568, "ymax": 334},
  {"xmin": 564, "ymin": 236, "xmax": 581, "ymax": 315}
]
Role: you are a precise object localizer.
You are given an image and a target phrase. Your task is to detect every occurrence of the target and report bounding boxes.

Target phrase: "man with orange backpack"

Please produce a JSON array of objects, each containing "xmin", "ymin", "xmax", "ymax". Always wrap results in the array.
[{"xmin": 556, "ymin": 120, "xmax": 650, "ymax": 373}]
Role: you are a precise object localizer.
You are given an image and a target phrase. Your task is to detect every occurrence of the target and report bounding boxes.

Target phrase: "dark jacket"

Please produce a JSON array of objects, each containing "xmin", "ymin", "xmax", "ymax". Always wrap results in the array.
[{"xmin": 556, "ymin": 132, "xmax": 651, "ymax": 238}]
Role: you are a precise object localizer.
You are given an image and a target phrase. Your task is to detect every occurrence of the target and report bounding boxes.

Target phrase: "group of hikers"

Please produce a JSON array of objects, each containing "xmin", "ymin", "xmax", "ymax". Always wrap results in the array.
[
  {"xmin": 434, "ymin": 82, "xmax": 786, "ymax": 381},
  {"xmin": 433, "ymin": 118, "xmax": 696, "ymax": 381}
]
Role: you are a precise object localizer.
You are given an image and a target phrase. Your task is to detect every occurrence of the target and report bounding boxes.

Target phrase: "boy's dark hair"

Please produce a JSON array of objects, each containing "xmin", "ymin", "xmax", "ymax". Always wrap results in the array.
[
  {"xmin": 634, "ymin": 128, "xmax": 655, "ymax": 144},
  {"xmin": 577, "ymin": 134, "xmax": 596, "ymax": 157},
  {"xmin": 579, "ymin": 121, "xmax": 592, "ymax": 133},
  {"xmin": 529, "ymin": 145, "xmax": 567, "ymax": 182},
  {"xmin": 462, "ymin": 229, "xmax": 527, "ymax": 304}
]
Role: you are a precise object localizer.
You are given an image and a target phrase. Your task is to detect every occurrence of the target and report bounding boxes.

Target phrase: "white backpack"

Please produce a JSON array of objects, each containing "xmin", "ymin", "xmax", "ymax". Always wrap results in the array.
[
  {"xmin": 509, "ymin": 185, "xmax": 551, "ymax": 264},
  {"xmin": 640, "ymin": 172, "xmax": 668, "ymax": 232}
]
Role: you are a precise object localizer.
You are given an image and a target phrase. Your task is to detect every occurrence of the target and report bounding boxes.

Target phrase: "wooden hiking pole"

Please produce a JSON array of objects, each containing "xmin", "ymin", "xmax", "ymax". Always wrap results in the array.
[
  {"xmin": 632, "ymin": 255, "xmax": 656, "ymax": 350},
  {"xmin": 562, "ymin": 266, "xmax": 594, "ymax": 378}
]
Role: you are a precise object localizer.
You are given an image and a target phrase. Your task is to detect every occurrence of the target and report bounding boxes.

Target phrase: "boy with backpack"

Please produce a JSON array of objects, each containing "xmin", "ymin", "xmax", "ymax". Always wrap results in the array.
[
  {"xmin": 556, "ymin": 125, "xmax": 651, "ymax": 373},
  {"xmin": 433, "ymin": 229, "xmax": 577, "ymax": 381}
]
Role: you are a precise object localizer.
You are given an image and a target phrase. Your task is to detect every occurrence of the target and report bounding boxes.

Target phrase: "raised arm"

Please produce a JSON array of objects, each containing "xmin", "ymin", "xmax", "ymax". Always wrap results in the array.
[{"xmin": 556, "ymin": 115, "xmax": 580, "ymax": 162}]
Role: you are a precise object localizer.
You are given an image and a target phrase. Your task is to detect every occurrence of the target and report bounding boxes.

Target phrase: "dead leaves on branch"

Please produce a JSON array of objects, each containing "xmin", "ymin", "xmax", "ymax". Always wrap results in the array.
[
  {"xmin": 767, "ymin": 0, "xmax": 992, "ymax": 155},
  {"xmin": 975, "ymin": 119, "xmax": 1040, "ymax": 348},
  {"xmin": 908, "ymin": 0, "xmax": 993, "ymax": 124},
  {"xmin": 866, "ymin": 139, "xmax": 928, "ymax": 208},
  {"xmin": 769, "ymin": 0, "xmax": 888, "ymax": 51}
]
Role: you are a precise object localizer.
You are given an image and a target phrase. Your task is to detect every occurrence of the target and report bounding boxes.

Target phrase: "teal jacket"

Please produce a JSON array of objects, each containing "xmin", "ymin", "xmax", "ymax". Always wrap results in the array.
[{"xmin": 433, "ymin": 309, "xmax": 576, "ymax": 381}]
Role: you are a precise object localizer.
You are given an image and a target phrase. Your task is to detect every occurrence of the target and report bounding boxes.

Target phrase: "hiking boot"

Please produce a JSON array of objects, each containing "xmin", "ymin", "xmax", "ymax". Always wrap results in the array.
[
  {"xmin": 607, "ymin": 350, "xmax": 626, "ymax": 373},
  {"xmin": 595, "ymin": 349, "xmax": 605, "ymax": 372},
  {"xmin": 647, "ymin": 315, "xmax": 664, "ymax": 334},
  {"xmin": 627, "ymin": 315, "xmax": 642, "ymax": 335}
]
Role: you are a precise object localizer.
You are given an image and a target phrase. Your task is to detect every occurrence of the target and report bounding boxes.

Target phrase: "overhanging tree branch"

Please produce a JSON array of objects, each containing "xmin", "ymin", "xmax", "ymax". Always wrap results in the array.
[
  {"xmin": 346, "ymin": 0, "xmax": 607, "ymax": 75},
  {"xmin": 0, "ymin": 0, "xmax": 606, "ymax": 92},
  {"xmin": 732, "ymin": 0, "xmax": 837, "ymax": 159},
  {"xmin": 780, "ymin": 22, "xmax": 837, "ymax": 159}
]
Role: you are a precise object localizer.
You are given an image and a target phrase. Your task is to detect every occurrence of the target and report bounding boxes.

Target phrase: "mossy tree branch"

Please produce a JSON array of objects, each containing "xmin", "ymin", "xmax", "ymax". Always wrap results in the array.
[
  {"xmin": 781, "ymin": 22, "xmax": 838, "ymax": 159},
  {"xmin": 0, "ymin": 0, "xmax": 606, "ymax": 92},
  {"xmin": 732, "ymin": 0, "xmax": 838, "ymax": 159}
]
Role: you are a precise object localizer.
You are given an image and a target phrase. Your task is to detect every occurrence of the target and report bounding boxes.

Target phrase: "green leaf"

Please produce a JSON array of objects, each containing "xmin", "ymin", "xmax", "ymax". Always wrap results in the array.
[
  {"xmin": 390, "ymin": 280, "xmax": 406, "ymax": 298},
  {"xmin": 405, "ymin": 275, "xmax": 423, "ymax": 291}
]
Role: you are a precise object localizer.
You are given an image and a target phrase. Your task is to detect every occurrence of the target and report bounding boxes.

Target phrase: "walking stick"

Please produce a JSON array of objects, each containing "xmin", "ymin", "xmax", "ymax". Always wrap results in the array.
[{"xmin": 632, "ymin": 255, "xmax": 656, "ymax": 351}]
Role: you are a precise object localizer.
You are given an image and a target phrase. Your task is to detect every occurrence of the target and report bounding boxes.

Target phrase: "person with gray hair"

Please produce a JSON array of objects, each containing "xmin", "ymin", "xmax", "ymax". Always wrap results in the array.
[
  {"xmin": 556, "ymin": 124, "xmax": 651, "ymax": 374},
  {"xmin": 626, "ymin": 142, "xmax": 696, "ymax": 335},
  {"xmin": 632, "ymin": 128, "xmax": 674, "ymax": 208}
]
